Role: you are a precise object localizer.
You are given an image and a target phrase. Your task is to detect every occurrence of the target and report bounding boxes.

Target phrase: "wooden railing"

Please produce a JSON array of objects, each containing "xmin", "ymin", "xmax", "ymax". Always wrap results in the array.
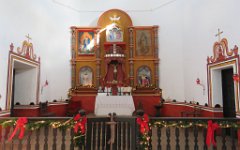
[{"xmin": 0, "ymin": 116, "xmax": 239, "ymax": 150}]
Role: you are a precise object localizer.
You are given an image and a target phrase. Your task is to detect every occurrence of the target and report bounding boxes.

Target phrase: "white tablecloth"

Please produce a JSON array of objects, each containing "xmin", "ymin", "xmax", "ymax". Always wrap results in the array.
[{"xmin": 94, "ymin": 96, "xmax": 135, "ymax": 116}]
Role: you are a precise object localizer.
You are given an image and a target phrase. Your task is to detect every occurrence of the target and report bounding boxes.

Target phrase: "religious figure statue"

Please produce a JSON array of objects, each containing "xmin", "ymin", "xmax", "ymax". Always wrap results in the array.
[
  {"xmin": 80, "ymin": 67, "xmax": 93, "ymax": 86},
  {"xmin": 113, "ymin": 64, "xmax": 118, "ymax": 81},
  {"xmin": 82, "ymin": 72, "xmax": 92, "ymax": 86},
  {"xmin": 141, "ymin": 74, "xmax": 149, "ymax": 87}
]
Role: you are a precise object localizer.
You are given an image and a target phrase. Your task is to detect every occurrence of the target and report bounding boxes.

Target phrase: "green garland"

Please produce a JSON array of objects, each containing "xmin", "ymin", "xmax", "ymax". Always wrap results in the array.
[
  {"xmin": 138, "ymin": 124, "xmax": 151, "ymax": 150},
  {"xmin": 0, "ymin": 118, "xmax": 84, "ymax": 147},
  {"xmin": 1, "ymin": 118, "xmax": 240, "ymax": 149},
  {"xmin": 151, "ymin": 120, "xmax": 240, "ymax": 129}
]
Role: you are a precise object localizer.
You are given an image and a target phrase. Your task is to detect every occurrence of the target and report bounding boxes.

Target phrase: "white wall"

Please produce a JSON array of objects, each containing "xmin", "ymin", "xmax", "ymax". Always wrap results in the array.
[
  {"xmin": 182, "ymin": 0, "xmax": 240, "ymax": 105},
  {"xmin": 14, "ymin": 68, "xmax": 37, "ymax": 105},
  {"xmin": 1, "ymin": 0, "xmax": 240, "ymax": 109},
  {"xmin": 152, "ymin": 0, "xmax": 185, "ymax": 101}
]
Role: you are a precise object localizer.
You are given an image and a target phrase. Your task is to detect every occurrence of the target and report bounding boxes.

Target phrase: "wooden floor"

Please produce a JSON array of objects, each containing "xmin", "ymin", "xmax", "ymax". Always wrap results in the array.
[{"xmin": 1, "ymin": 126, "xmax": 238, "ymax": 150}]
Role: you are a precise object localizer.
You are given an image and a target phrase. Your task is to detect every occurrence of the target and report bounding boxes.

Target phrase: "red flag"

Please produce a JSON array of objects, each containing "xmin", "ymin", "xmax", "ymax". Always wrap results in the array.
[
  {"xmin": 44, "ymin": 80, "xmax": 48, "ymax": 87},
  {"xmin": 41, "ymin": 80, "xmax": 49, "ymax": 94}
]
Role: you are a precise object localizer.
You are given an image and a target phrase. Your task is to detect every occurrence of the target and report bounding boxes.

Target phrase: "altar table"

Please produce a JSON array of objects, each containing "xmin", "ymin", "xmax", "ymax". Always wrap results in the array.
[{"xmin": 94, "ymin": 95, "xmax": 135, "ymax": 116}]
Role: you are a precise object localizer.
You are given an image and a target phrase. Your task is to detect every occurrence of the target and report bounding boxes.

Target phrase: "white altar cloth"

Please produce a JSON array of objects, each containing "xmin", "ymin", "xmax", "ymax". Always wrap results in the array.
[{"xmin": 94, "ymin": 96, "xmax": 135, "ymax": 116}]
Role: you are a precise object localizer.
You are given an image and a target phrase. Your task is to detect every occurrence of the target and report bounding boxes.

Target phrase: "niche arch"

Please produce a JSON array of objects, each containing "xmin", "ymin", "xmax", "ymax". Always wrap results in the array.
[
  {"xmin": 207, "ymin": 38, "xmax": 239, "ymax": 113},
  {"xmin": 6, "ymin": 41, "xmax": 40, "ymax": 112}
]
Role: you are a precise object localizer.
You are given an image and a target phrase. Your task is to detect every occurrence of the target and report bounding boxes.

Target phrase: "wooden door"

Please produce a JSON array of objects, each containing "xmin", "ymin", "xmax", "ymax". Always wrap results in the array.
[{"xmin": 221, "ymin": 68, "xmax": 236, "ymax": 118}]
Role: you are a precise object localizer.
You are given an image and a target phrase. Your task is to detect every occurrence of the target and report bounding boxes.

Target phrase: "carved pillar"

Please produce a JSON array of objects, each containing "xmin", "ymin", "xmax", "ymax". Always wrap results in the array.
[
  {"xmin": 71, "ymin": 61, "xmax": 76, "ymax": 88},
  {"xmin": 128, "ymin": 27, "xmax": 134, "ymax": 86},
  {"xmin": 71, "ymin": 27, "xmax": 76, "ymax": 88},
  {"xmin": 95, "ymin": 29, "xmax": 101, "ymax": 87},
  {"xmin": 153, "ymin": 26, "xmax": 159, "ymax": 58},
  {"xmin": 153, "ymin": 26, "xmax": 159, "ymax": 88},
  {"xmin": 154, "ymin": 60, "xmax": 159, "ymax": 88}
]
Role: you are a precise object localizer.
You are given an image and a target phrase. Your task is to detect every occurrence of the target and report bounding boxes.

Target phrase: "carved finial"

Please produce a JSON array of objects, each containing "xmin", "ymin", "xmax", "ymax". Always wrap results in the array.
[
  {"xmin": 10, "ymin": 43, "xmax": 14, "ymax": 52},
  {"xmin": 215, "ymin": 28, "xmax": 223, "ymax": 43},
  {"xmin": 25, "ymin": 34, "xmax": 32, "ymax": 43}
]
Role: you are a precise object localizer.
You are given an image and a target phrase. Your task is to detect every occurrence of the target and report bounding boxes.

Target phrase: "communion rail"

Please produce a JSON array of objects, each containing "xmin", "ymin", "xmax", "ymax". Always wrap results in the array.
[{"xmin": 0, "ymin": 117, "xmax": 239, "ymax": 150}]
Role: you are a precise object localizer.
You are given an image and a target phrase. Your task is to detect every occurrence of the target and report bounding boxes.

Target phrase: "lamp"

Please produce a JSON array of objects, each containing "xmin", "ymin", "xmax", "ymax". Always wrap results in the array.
[{"xmin": 196, "ymin": 78, "xmax": 205, "ymax": 95}]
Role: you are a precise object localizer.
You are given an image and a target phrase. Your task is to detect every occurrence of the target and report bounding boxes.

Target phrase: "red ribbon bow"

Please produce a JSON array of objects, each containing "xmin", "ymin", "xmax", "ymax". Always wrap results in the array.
[
  {"xmin": 8, "ymin": 117, "xmax": 28, "ymax": 141},
  {"xmin": 206, "ymin": 120, "xmax": 219, "ymax": 147},
  {"xmin": 74, "ymin": 114, "xmax": 87, "ymax": 134},
  {"xmin": 137, "ymin": 114, "xmax": 149, "ymax": 134}
]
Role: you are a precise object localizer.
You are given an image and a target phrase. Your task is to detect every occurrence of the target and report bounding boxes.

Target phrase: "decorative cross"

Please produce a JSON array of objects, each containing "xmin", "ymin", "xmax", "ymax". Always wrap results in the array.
[
  {"xmin": 215, "ymin": 28, "xmax": 223, "ymax": 42},
  {"xmin": 25, "ymin": 34, "xmax": 32, "ymax": 43}
]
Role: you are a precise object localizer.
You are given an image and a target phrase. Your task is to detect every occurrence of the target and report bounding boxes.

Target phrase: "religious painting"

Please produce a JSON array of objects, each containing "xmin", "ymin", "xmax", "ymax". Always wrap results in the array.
[
  {"xmin": 79, "ymin": 66, "xmax": 93, "ymax": 86},
  {"xmin": 106, "ymin": 24, "xmax": 123, "ymax": 42},
  {"xmin": 137, "ymin": 66, "xmax": 151, "ymax": 87},
  {"xmin": 78, "ymin": 31, "xmax": 95, "ymax": 55},
  {"xmin": 136, "ymin": 30, "xmax": 152, "ymax": 56}
]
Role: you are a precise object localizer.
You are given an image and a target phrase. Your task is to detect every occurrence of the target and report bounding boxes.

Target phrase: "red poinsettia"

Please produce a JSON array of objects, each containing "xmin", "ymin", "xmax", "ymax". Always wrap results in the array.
[
  {"xmin": 137, "ymin": 113, "xmax": 150, "ymax": 134},
  {"xmin": 73, "ymin": 114, "xmax": 87, "ymax": 134}
]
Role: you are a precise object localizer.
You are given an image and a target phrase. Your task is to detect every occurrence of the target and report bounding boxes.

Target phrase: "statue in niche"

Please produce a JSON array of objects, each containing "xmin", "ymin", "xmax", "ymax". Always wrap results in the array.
[
  {"xmin": 113, "ymin": 64, "xmax": 118, "ymax": 81},
  {"xmin": 140, "ymin": 74, "xmax": 150, "ymax": 87},
  {"xmin": 105, "ymin": 61, "xmax": 124, "ymax": 85},
  {"xmin": 80, "ymin": 67, "xmax": 93, "ymax": 86},
  {"xmin": 137, "ymin": 66, "xmax": 151, "ymax": 87}
]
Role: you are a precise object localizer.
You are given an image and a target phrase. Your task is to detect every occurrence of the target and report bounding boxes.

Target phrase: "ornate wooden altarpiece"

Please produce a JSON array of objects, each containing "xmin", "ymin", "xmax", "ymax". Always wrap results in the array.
[{"xmin": 69, "ymin": 9, "xmax": 161, "ymax": 96}]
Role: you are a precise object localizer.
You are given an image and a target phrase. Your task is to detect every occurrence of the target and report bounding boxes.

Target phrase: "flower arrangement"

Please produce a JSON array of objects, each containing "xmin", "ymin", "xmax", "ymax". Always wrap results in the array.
[{"xmin": 136, "ymin": 113, "xmax": 151, "ymax": 150}]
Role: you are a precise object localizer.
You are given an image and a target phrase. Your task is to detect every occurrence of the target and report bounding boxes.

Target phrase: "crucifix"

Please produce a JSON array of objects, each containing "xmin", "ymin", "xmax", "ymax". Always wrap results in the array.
[
  {"xmin": 25, "ymin": 34, "xmax": 32, "ymax": 43},
  {"xmin": 215, "ymin": 28, "xmax": 223, "ymax": 42}
]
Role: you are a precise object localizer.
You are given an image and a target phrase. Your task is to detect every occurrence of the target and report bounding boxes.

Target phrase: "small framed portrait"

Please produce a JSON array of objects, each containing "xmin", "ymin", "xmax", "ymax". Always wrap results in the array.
[
  {"xmin": 78, "ymin": 31, "xmax": 95, "ymax": 55},
  {"xmin": 135, "ymin": 29, "xmax": 152, "ymax": 56}
]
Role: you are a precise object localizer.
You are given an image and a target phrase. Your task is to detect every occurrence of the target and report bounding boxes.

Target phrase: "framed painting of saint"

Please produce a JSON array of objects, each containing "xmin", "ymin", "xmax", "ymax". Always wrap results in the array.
[
  {"xmin": 137, "ymin": 66, "xmax": 151, "ymax": 87},
  {"xmin": 106, "ymin": 24, "xmax": 123, "ymax": 42},
  {"xmin": 135, "ymin": 30, "xmax": 152, "ymax": 56},
  {"xmin": 79, "ymin": 66, "xmax": 93, "ymax": 86},
  {"xmin": 78, "ymin": 31, "xmax": 95, "ymax": 55}
]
